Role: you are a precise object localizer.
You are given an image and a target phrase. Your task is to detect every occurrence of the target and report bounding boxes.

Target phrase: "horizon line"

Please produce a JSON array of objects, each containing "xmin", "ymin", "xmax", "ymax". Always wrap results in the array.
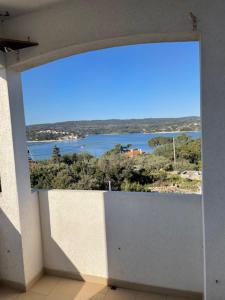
[{"xmin": 27, "ymin": 115, "xmax": 200, "ymax": 126}]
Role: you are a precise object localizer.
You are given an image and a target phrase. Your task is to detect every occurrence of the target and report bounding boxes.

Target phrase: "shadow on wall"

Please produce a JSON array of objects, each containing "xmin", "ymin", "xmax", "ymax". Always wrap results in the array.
[
  {"xmin": 39, "ymin": 190, "xmax": 203, "ymax": 299},
  {"xmin": 40, "ymin": 195, "xmax": 106, "ymax": 299},
  {"xmin": 0, "ymin": 208, "xmax": 25, "ymax": 286},
  {"xmin": 41, "ymin": 198, "xmax": 83, "ymax": 280},
  {"xmin": 103, "ymin": 192, "xmax": 203, "ymax": 292},
  {"xmin": 0, "ymin": 202, "xmax": 104, "ymax": 299}
]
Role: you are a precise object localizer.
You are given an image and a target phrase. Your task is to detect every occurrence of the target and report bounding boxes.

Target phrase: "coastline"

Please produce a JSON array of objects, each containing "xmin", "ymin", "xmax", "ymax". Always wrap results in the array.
[
  {"xmin": 27, "ymin": 130, "xmax": 200, "ymax": 143},
  {"xmin": 143, "ymin": 130, "xmax": 200, "ymax": 134},
  {"xmin": 27, "ymin": 138, "xmax": 80, "ymax": 143}
]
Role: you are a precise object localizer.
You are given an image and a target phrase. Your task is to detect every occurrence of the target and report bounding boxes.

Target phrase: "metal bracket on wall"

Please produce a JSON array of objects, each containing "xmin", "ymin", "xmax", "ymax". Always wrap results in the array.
[
  {"xmin": 189, "ymin": 12, "xmax": 198, "ymax": 32},
  {"xmin": 0, "ymin": 37, "xmax": 38, "ymax": 53}
]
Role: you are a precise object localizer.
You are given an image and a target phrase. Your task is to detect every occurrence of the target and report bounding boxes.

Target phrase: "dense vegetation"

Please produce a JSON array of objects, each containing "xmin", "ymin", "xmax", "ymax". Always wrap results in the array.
[
  {"xmin": 26, "ymin": 117, "xmax": 200, "ymax": 141},
  {"xmin": 30, "ymin": 134, "xmax": 201, "ymax": 193}
]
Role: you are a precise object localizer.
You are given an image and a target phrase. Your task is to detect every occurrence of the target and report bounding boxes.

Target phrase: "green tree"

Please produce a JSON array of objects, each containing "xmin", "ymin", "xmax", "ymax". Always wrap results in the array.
[
  {"xmin": 175, "ymin": 134, "xmax": 191, "ymax": 144},
  {"xmin": 29, "ymin": 137, "xmax": 201, "ymax": 193},
  {"xmin": 148, "ymin": 136, "xmax": 173, "ymax": 148},
  {"xmin": 52, "ymin": 145, "xmax": 61, "ymax": 163},
  {"xmin": 52, "ymin": 169, "xmax": 74, "ymax": 189},
  {"xmin": 178, "ymin": 139, "xmax": 201, "ymax": 164}
]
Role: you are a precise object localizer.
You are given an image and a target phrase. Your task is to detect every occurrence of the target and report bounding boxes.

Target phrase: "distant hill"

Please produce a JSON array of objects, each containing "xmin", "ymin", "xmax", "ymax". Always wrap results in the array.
[{"xmin": 26, "ymin": 116, "xmax": 201, "ymax": 141}]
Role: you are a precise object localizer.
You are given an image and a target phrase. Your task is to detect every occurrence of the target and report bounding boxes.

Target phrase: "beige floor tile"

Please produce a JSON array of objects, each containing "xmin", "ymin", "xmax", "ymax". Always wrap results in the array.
[
  {"xmin": 105, "ymin": 288, "xmax": 137, "ymax": 300},
  {"xmin": 45, "ymin": 278, "xmax": 84, "ymax": 300},
  {"xmin": 166, "ymin": 297, "xmax": 191, "ymax": 300},
  {"xmin": 16, "ymin": 291, "xmax": 46, "ymax": 300},
  {"xmin": 79, "ymin": 282, "xmax": 109, "ymax": 296},
  {"xmin": 30, "ymin": 276, "xmax": 60, "ymax": 296},
  {"xmin": 72, "ymin": 282, "xmax": 108, "ymax": 300},
  {"xmin": 0, "ymin": 286, "xmax": 20, "ymax": 300},
  {"xmin": 74, "ymin": 290, "xmax": 105, "ymax": 300},
  {"xmin": 1, "ymin": 277, "xmax": 191, "ymax": 300},
  {"xmin": 136, "ymin": 291, "xmax": 166, "ymax": 300},
  {"xmin": 89, "ymin": 294, "xmax": 105, "ymax": 300}
]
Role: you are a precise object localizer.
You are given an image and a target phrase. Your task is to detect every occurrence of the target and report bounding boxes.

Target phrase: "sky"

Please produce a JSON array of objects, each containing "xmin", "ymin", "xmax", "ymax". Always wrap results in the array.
[{"xmin": 22, "ymin": 41, "xmax": 200, "ymax": 125}]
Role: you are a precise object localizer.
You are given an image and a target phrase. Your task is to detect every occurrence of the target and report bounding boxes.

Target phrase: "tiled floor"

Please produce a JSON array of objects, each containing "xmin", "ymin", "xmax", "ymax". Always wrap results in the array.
[{"xmin": 0, "ymin": 276, "xmax": 195, "ymax": 300}]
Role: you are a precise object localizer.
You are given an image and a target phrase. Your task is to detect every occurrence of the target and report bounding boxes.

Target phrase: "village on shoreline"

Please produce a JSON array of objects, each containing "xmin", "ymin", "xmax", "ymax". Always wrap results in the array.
[{"xmin": 27, "ymin": 130, "xmax": 200, "ymax": 143}]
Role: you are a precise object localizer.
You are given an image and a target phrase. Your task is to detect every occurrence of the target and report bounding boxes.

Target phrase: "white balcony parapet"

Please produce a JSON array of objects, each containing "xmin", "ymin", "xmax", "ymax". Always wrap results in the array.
[{"xmin": 39, "ymin": 190, "xmax": 203, "ymax": 295}]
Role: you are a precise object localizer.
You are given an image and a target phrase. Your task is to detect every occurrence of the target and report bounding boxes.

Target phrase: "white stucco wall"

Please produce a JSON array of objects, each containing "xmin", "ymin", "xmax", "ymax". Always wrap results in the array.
[
  {"xmin": 4, "ymin": 0, "xmax": 199, "ymax": 71},
  {"xmin": 1, "ymin": 1, "xmax": 225, "ymax": 298},
  {"xmin": 22, "ymin": 191, "xmax": 43, "ymax": 285},
  {"xmin": 39, "ymin": 190, "xmax": 203, "ymax": 293},
  {"xmin": 0, "ymin": 67, "xmax": 43, "ymax": 288},
  {"xmin": 0, "ymin": 191, "xmax": 43, "ymax": 287}
]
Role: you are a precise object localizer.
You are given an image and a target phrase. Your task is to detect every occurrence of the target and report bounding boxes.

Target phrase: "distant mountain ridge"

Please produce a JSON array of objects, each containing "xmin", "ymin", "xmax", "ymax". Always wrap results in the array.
[{"xmin": 26, "ymin": 116, "xmax": 201, "ymax": 141}]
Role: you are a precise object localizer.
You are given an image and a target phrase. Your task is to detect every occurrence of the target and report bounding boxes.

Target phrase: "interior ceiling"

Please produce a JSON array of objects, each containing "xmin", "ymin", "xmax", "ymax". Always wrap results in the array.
[{"xmin": 0, "ymin": 0, "xmax": 66, "ymax": 18}]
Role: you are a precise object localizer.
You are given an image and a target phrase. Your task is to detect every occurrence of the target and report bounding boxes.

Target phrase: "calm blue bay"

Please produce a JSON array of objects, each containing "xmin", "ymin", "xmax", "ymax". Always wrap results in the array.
[{"xmin": 28, "ymin": 131, "xmax": 201, "ymax": 161}]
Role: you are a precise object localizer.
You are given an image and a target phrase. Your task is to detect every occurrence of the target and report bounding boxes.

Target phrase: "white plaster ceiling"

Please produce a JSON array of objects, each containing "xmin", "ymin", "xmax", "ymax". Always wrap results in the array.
[{"xmin": 0, "ymin": 0, "xmax": 66, "ymax": 18}]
